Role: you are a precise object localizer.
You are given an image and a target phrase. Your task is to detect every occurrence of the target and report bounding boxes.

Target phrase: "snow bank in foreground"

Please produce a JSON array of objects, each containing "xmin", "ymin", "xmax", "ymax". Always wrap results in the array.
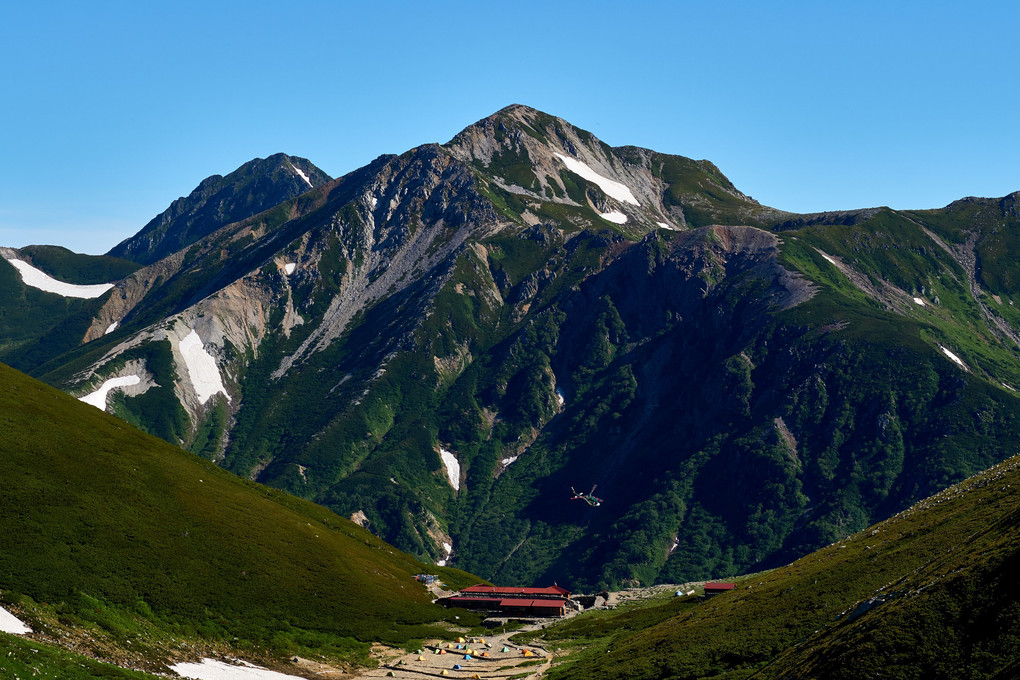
[
  {"xmin": 171, "ymin": 658, "xmax": 304, "ymax": 680},
  {"xmin": 0, "ymin": 605, "xmax": 31, "ymax": 634},
  {"xmin": 939, "ymin": 346, "xmax": 968, "ymax": 371},
  {"xmin": 554, "ymin": 153, "xmax": 639, "ymax": 205},
  {"xmin": 5, "ymin": 258, "xmax": 114, "ymax": 298},
  {"xmin": 180, "ymin": 330, "xmax": 231, "ymax": 404},
  {"xmin": 439, "ymin": 447, "xmax": 460, "ymax": 491},
  {"xmin": 599, "ymin": 211, "xmax": 628, "ymax": 224},
  {"xmin": 79, "ymin": 375, "xmax": 141, "ymax": 411}
]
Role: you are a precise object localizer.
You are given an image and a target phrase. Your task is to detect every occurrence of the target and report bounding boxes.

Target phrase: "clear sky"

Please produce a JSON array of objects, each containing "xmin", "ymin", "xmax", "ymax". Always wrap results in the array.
[{"xmin": 1, "ymin": 0, "xmax": 1017, "ymax": 254}]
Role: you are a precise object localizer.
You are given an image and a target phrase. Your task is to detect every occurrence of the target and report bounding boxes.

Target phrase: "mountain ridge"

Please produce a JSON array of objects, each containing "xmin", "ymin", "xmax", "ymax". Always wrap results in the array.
[
  {"xmin": 106, "ymin": 152, "xmax": 332, "ymax": 265},
  {"xmin": 5, "ymin": 104, "xmax": 1020, "ymax": 592}
]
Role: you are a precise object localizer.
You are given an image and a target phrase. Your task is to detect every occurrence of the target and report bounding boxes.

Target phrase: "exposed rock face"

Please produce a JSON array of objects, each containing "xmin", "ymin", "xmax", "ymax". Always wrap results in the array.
[
  {"xmin": 107, "ymin": 153, "xmax": 332, "ymax": 265},
  {"xmin": 18, "ymin": 105, "xmax": 1020, "ymax": 590}
]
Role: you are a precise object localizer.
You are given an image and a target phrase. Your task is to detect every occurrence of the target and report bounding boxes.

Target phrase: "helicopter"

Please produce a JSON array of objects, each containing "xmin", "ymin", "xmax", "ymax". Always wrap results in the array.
[{"xmin": 570, "ymin": 484, "xmax": 603, "ymax": 507}]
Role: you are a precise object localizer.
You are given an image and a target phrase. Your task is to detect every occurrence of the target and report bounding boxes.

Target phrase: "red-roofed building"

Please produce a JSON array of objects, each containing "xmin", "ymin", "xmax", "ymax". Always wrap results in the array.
[
  {"xmin": 436, "ymin": 584, "xmax": 570, "ymax": 617},
  {"xmin": 459, "ymin": 584, "xmax": 571, "ymax": 599},
  {"xmin": 703, "ymin": 582, "xmax": 735, "ymax": 597}
]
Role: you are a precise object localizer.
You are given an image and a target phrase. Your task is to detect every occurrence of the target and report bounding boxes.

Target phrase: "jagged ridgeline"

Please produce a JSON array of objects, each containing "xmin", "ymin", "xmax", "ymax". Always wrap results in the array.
[
  {"xmin": 0, "ymin": 362, "xmax": 475, "ymax": 672},
  {"xmin": 6, "ymin": 105, "xmax": 1020, "ymax": 590}
]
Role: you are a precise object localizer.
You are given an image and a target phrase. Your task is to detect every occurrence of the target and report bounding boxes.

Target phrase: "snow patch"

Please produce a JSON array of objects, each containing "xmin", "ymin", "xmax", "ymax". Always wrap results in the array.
[
  {"xmin": 289, "ymin": 162, "xmax": 313, "ymax": 188},
  {"xmin": 555, "ymin": 387, "xmax": 566, "ymax": 407},
  {"xmin": 439, "ymin": 447, "xmax": 461, "ymax": 491},
  {"xmin": 939, "ymin": 345, "xmax": 968, "ymax": 371},
  {"xmin": 105, "ymin": 321, "xmax": 119, "ymax": 335},
  {"xmin": 554, "ymin": 153, "xmax": 639, "ymax": 205},
  {"xmin": 820, "ymin": 252, "xmax": 839, "ymax": 267},
  {"xmin": 599, "ymin": 210, "xmax": 628, "ymax": 224},
  {"xmin": 79, "ymin": 375, "xmax": 141, "ymax": 411},
  {"xmin": 656, "ymin": 221, "xmax": 676, "ymax": 230},
  {"xmin": 170, "ymin": 658, "xmax": 304, "ymax": 680},
  {"xmin": 501, "ymin": 455, "xmax": 519, "ymax": 467},
  {"xmin": 437, "ymin": 541, "xmax": 453, "ymax": 566},
  {"xmin": 283, "ymin": 262, "xmax": 296, "ymax": 275},
  {"xmin": 179, "ymin": 330, "xmax": 231, "ymax": 404},
  {"xmin": 0, "ymin": 605, "xmax": 31, "ymax": 634},
  {"xmin": 913, "ymin": 297, "xmax": 926, "ymax": 306},
  {"xmin": 5, "ymin": 258, "xmax": 114, "ymax": 298},
  {"xmin": 370, "ymin": 196, "xmax": 378, "ymax": 208}
]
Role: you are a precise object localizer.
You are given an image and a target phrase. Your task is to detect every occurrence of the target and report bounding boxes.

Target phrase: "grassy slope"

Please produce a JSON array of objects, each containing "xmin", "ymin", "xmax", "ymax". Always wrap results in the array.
[
  {"xmin": 0, "ymin": 248, "xmax": 140, "ymax": 372},
  {"xmin": 526, "ymin": 454, "xmax": 1020, "ymax": 680},
  {"xmin": 0, "ymin": 634, "xmax": 161, "ymax": 680},
  {"xmin": 0, "ymin": 361, "xmax": 479, "ymax": 671}
]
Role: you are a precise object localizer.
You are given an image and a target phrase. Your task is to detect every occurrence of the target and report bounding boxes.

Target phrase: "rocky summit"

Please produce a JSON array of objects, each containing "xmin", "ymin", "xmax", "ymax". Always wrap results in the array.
[{"xmin": 4, "ymin": 105, "xmax": 1020, "ymax": 591}]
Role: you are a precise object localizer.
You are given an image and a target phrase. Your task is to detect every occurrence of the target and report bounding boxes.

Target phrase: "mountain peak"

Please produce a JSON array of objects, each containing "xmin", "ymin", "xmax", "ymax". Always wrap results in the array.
[{"xmin": 107, "ymin": 154, "xmax": 332, "ymax": 265}]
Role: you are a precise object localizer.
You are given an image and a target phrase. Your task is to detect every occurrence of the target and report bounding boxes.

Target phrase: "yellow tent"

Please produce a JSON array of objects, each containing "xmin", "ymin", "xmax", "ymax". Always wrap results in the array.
[
  {"xmin": 417, "ymin": 656, "xmax": 426, "ymax": 661},
  {"xmin": 456, "ymin": 637, "xmax": 466, "ymax": 643},
  {"xmin": 522, "ymin": 649, "xmax": 534, "ymax": 657},
  {"xmin": 440, "ymin": 671, "xmax": 449, "ymax": 676}
]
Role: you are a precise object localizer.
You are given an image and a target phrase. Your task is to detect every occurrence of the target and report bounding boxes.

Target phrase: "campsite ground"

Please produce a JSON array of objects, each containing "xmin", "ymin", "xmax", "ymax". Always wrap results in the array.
[
  {"xmin": 350, "ymin": 583, "xmax": 706, "ymax": 680},
  {"xmin": 354, "ymin": 623, "xmax": 554, "ymax": 679}
]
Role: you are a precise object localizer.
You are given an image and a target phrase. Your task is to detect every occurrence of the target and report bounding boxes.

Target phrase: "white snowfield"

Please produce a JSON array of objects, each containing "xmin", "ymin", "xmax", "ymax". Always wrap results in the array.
[
  {"xmin": 656, "ymin": 221, "xmax": 676, "ymax": 230},
  {"xmin": 5, "ymin": 258, "xmax": 114, "ymax": 298},
  {"xmin": 501, "ymin": 455, "xmax": 519, "ymax": 467},
  {"xmin": 283, "ymin": 262, "xmax": 296, "ymax": 275},
  {"xmin": 289, "ymin": 162, "xmax": 313, "ymax": 189},
  {"xmin": 439, "ymin": 447, "xmax": 460, "ymax": 491},
  {"xmin": 79, "ymin": 375, "xmax": 141, "ymax": 410},
  {"xmin": 105, "ymin": 321, "xmax": 119, "ymax": 334},
  {"xmin": 553, "ymin": 153, "xmax": 639, "ymax": 206},
  {"xmin": 0, "ymin": 605, "xmax": 31, "ymax": 634},
  {"xmin": 171, "ymin": 658, "xmax": 304, "ymax": 680},
  {"xmin": 437, "ymin": 541, "xmax": 453, "ymax": 567},
  {"xmin": 599, "ymin": 210, "xmax": 628, "ymax": 224},
  {"xmin": 939, "ymin": 345, "xmax": 968, "ymax": 371},
  {"xmin": 913, "ymin": 297, "xmax": 925, "ymax": 306},
  {"xmin": 180, "ymin": 330, "xmax": 231, "ymax": 404}
]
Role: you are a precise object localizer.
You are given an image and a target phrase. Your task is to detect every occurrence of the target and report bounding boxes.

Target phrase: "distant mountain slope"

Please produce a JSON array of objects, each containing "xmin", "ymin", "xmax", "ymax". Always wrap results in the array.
[
  {"xmin": 106, "ymin": 153, "xmax": 331, "ymax": 264},
  {"xmin": 535, "ymin": 453, "xmax": 1020, "ymax": 680},
  {"xmin": 0, "ymin": 246, "xmax": 140, "ymax": 371},
  {"xmin": 12, "ymin": 104, "xmax": 1020, "ymax": 591},
  {"xmin": 0, "ymin": 361, "xmax": 473, "ymax": 673}
]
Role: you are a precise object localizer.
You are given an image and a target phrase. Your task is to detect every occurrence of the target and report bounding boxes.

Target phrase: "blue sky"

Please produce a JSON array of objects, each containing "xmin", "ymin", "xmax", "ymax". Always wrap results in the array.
[{"xmin": 1, "ymin": 1, "xmax": 1017, "ymax": 254}]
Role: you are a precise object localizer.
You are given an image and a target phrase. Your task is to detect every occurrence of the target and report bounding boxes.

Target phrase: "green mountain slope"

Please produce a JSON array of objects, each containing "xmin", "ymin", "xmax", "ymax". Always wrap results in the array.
[
  {"xmin": 11, "ymin": 105, "xmax": 1020, "ymax": 593},
  {"xmin": 531, "ymin": 453, "xmax": 1020, "ymax": 680},
  {"xmin": 0, "ymin": 361, "xmax": 474, "ymax": 673},
  {"xmin": 0, "ymin": 247, "xmax": 140, "ymax": 371}
]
